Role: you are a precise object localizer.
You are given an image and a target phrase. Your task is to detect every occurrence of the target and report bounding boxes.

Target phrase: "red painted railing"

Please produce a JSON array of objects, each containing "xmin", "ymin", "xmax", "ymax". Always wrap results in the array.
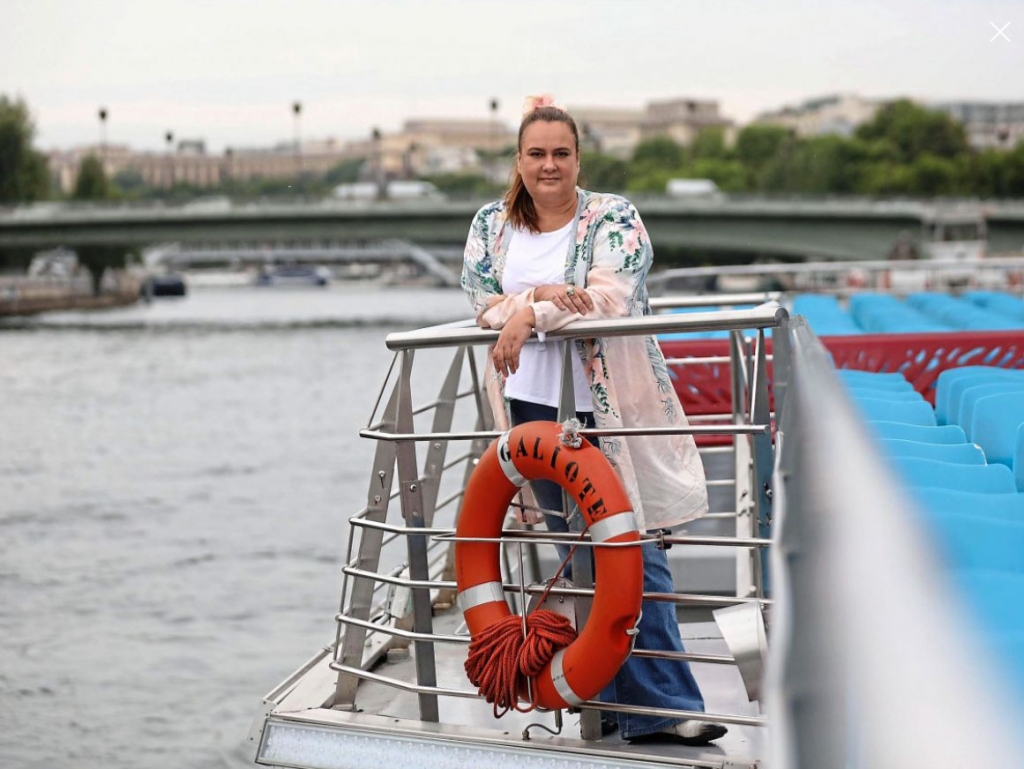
[{"xmin": 661, "ymin": 330, "xmax": 1024, "ymax": 444}]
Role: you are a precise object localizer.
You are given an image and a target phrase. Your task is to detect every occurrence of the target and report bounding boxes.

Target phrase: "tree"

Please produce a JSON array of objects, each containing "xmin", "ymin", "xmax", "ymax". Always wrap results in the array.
[
  {"xmin": 686, "ymin": 159, "xmax": 747, "ymax": 192},
  {"xmin": 856, "ymin": 99, "xmax": 969, "ymax": 163},
  {"xmin": 580, "ymin": 152, "xmax": 629, "ymax": 191},
  {"xmin": 735, "ymin": 124, "xmax": 791, "ymax": 168},
  {"xmin": 325, "ymin": 157, "xmax": 365, "ymax": 186},
  {"xmin": 73, "ymin": 155, "xmax": 110, "ymax": 200},
  {"xmin": 910, "ymin": 153, "xmax": 957, "ymax": 196},
  {"xmin": 689, "ymin": 128, "xmax": 729, "ymax": 161},
  {"xmin": 76, "ymin": 245, "xmax": 126, "ymax": 295},
  {"xmin": 0, "ymin": 95, "xmax": 51, "ymax": 203},
  {"xmin": 112, "ymin": 167, "xmax": 146, "ymax": 196},
  {"xmin": 632, "ymin": 136, "xmax": 685, "ymax": 168}
]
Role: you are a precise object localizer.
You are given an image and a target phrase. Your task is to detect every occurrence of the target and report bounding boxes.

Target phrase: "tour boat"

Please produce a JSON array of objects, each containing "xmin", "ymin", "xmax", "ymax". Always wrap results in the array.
[{"xmin": 249, "ymin": 257, "xmax": 1024, "ymax": 769}]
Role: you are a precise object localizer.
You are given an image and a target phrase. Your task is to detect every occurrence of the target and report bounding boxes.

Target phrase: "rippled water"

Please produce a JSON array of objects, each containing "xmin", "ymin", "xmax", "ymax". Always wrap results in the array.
[{"xmin": 0, "ymin": 284, "xmax": 469, "ymax": 768}]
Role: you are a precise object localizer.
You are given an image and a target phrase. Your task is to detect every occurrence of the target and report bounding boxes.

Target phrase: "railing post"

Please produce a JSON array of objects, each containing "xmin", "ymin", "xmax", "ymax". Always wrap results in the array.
[
  {"xmin": 393, "ymin": 350, "xmax": 440, "ymax": 722},
  {"xmin": 750, "ymin": 328, "xmax": 774, "ymax": 597},
  {"xmin": 557, "ymin": 342, "xmax": 602, "ymax": 741},
  {"xmin": 418, "ymin": 347, "xmax": 464, "ymax": 525},
  {"xmin": 334, "ymin": 383, "xmax": 401, "ymax": 708},
  {"xmin": 731, "ymin": 329, "xmax": 758, "ymax": 599}
]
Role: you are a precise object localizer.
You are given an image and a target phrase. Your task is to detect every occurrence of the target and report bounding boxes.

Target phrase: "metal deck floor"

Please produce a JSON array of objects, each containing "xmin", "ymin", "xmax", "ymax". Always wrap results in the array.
[{"xmin": 261, "ymin": 606, "xmax": 764, "ymax": 769}]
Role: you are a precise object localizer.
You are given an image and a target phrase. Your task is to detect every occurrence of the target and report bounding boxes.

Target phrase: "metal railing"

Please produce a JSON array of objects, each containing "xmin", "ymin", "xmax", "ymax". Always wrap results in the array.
[
  {"xmin": 649, "ymin": 255, "xmax": 1024, "ymax": 297},
  {"xmin": 329, "ymin": 304, "xmax": 788, "ymax": 739},
  {"xmin": 766, "ymin": 316, "xmax": 1024, "ymax": 768}
]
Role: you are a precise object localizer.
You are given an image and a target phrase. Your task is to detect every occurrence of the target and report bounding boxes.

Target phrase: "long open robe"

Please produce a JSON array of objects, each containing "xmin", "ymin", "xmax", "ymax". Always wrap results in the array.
[{"xmin": 461, "ymin": 188, "xmax": 708, "ymax": 530}]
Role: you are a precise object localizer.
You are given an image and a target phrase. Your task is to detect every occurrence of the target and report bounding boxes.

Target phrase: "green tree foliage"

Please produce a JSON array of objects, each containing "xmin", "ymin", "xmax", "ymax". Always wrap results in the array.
[
  {"xmin": 0, "ymin": 95, "xmax": 51, "ymax": 203},
  {"xmin": 632, "ymin": 136, "xmax": 686, "ymax": 168},
  {"xmin": 686, "ymin": 159, "xmax": 747, "ymax": 192},
  {"xmin": 76, "ymin": 245, "xmax": 126, "ymax": 295},
  {"xmin": 325, "ymin": 158, "xmax": 364, "ymax": 186},
  {"xmin": 735, "ymin": 125, "xmax": 792, "ymax": 168},
  {"xmin": 112, "ymin": 168, "xmax": 146, "ymax": 195},
  {"xmin": 580, "ymin": 153, "xmax": 629, "ymax": 191},
  {"xmin": 856, "ymin": 99, "xmax": 969, "ymax": 162},
  {"xmin": 421, "ymin": 172, "xmax": 501, "ymax": 197},
  {"xmin": 73, "ymin": 155, "xmax": 110, "ymax": 200},
  {"xmin": 689, "ymin": 128, "xmax": 728, "ymax": 160}
]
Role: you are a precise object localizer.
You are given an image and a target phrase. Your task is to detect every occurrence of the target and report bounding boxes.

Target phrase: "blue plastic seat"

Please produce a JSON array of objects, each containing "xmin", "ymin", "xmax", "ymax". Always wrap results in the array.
[
  {"xmin": 935, "ymin": 366, "xmax": 1019, "ymax": 425},
  {"xmin": 840, "ymin": 378, "xmax": 916, "ymax": 394},
  {"xmin": 955, "ymin": 570, "xmax": 1024, "ymax": 634},
  {"xmin": 892, "ymin": 456, "xmax": 1017, "ymax": 493},
  {"xmin": 879, "ymin": 439, "xmax": 985, "ymax": 464},
  {"xmin": 930, "ymin": 511, "xmax": 1024, "ymax": 573},
  {"xmin": 971, "ymin": 394, "xmax": 1024, "ymax": 487},
  {"xmin": 944, "ymin": 371, "xmax": 1024, "ymax": 429},
  {"xmin": 913, "ymin": 488, "xmax": 1024, "ymax": 522},
  {"xmin": 957, "ymin": 381, "xmax": 1024, "ymax": 439},
  {"xmin": 847, "ymin": 387, "xmax": 925, "ymax": 403},
  {"xmin": 855, "ymin": 397, "xmax": 937, "ymax": 426},
  {"xmin": 867, "ymin": 421, "xmax": 967, "ymax": 444},
  {"xmin": 837, "ymin": 369, "xmax": 911, "ymax": 385}
]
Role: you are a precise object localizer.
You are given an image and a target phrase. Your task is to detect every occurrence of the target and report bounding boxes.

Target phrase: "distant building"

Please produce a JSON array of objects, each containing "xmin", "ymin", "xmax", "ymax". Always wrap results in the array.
[
  {"xmin": 364, "ymin": 118, "xmax": 516, "ymax": 180},
  {"xmin": 571, "ymin": 107, "xmax": 647, "ymax": 158},
  {"xmin": 643, "ymin": 98, "xmax": 737, "ymax": 146},
  {"xmin": 755, "ymin": 94, "xmax": 880, "ymax": 138},
  {"xmin": 47, "ymin": 137, "xmax": 360, "ymax": 192},
  {"xmin": 571, "ymin": 99, "xmax": 737, "ymax": 159},
  {"xmin": 931, "ymin": 101, "xmax": 1024, "ymax": 150}
]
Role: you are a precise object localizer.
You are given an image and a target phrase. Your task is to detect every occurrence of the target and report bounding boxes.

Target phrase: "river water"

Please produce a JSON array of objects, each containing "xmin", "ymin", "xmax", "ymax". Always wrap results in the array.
[{"xmin": 0, "ymin": 284, "xmax": 470, "ymax": 769}]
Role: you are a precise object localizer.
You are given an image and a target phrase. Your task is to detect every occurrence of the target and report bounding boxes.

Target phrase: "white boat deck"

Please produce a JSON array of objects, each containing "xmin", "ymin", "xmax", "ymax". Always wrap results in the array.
[{"xmin": 255, "ymin": 611, "xmax": 764, "ymax": 768}]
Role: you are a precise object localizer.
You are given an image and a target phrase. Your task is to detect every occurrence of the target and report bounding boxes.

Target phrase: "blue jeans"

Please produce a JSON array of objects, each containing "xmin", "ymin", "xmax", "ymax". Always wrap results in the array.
[
  {"xmin": 508, "ymin": 398, "xmax": 597, "ymax": 571},
  {"xmin": 508, "ymin": 399, "xmax": 707, "ymax": 738}
]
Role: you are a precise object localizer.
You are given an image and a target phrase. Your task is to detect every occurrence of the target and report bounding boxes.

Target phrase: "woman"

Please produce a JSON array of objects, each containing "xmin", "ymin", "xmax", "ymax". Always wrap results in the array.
[{"xmin": 460, "ymin": 96, "xmax": 727, "ymax": 746}]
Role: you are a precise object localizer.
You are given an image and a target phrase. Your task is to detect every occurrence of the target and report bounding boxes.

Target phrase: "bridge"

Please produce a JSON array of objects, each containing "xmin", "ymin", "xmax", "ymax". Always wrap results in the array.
[{"xmin": 2, "ymin": 197, "xmax": 1023, "ymax": 263}]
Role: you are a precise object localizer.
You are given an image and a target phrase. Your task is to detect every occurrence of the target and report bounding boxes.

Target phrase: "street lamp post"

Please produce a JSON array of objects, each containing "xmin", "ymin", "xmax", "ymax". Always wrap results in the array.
[
  {"xmin": 98, "ymin": 107, "xmax": 109, "ymax": 168},
  {"xmin": 164, "ymin": 131, "xmax": 174, "ymax": 188},
  {"xmin": 488, "ymin": 98, "xmax": 500, "ymax": 184},
  {"xmin": 292, "ymin": 101, "xmax": 303, "ymax": 177},
  {"xmin": 372, "ymin": 127, "xmax": 385, "ymax": 199}
]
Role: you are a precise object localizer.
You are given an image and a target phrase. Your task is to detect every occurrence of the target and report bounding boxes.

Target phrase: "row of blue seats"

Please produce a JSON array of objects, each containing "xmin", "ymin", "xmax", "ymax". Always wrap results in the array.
[
  {"xmin": 836, "ymin": 367, "xmax": 1024, "ymax": 708},
  {"xmin": 793, "ymin": 291, "xmax": 1024, "ymax": 336}
]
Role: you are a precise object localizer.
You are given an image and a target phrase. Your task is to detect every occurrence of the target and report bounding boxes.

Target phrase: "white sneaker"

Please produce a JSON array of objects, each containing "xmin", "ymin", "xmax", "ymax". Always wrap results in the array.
[{"xmin": 628, "ymin": 719, "xmax": 728, "ymax": 746}]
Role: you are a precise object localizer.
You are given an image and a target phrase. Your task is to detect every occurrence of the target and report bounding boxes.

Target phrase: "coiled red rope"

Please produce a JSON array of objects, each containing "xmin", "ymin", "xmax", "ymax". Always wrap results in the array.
[
  {"xmin": 463, "ymin": 532, "xmax": 585, "ymax": 717},
  {"xmin": 464, "ymin": 609, "xmax": 577, "ymax": 717}
]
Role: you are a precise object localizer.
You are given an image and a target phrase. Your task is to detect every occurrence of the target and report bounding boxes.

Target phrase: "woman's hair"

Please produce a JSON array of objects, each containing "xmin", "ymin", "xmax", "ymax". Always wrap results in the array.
[{"xmin": 504, "ymin": 105, "xmax": 580, "ymax": 233}]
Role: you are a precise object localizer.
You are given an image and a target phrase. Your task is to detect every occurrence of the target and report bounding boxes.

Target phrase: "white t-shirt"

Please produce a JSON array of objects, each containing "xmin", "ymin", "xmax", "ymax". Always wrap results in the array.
[{"xmin": 501, "ymin": 222, "xmax": 591, "ymax": 411}]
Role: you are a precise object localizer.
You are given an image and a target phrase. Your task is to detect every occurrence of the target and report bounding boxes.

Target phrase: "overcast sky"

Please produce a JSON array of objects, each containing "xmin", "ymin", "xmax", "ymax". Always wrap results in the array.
[{"xmin": 2, "ymin": 0, "xmax": 1021, "ymax": 153}]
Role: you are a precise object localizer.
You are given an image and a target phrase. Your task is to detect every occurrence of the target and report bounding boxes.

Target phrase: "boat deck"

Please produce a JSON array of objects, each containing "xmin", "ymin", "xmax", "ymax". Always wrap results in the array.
[{"xmin": 256, "ymin": 612, "xmax": 764, "ymax": 768}]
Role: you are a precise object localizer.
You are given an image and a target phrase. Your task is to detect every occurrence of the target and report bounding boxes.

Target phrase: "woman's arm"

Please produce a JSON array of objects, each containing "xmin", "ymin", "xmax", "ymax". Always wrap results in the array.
[{"xmin": 530, "ymin": 197, "xmax": 651, "ymax": 333}]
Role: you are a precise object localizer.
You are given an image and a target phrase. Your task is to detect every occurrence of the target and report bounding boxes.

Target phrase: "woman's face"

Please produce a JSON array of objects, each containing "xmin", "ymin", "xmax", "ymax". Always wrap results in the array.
[{"xmin": 516, "ymin": 120, "xmax": 579, "ymax": 206}]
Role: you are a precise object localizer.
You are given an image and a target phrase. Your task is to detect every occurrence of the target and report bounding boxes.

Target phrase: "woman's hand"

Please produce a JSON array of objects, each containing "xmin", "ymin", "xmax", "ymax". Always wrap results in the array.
[
  {"xmin": 534, "ymin": 283, "xmax": 593, "ymax": 315},
  {"xmin": 491, "ymin": 307, "xmax": 535, "ymax": 377}
]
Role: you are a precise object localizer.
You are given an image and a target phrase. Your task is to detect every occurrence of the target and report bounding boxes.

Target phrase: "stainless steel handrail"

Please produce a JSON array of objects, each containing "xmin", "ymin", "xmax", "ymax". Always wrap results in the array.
[
  {"xmin": 385, "ymin": 303, "xmax": 788, "ymax": 350},
  {"xmin": 359, "ymin": 424, "xmax": 770, "ymax": 442},
  {"xmin": 649, "ymin": 254, "xmax": 1024, "ymax": 283}
]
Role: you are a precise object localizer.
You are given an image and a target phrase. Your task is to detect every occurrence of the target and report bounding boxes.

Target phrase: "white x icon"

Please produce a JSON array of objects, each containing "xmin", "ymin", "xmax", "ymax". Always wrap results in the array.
[{"xmin": 990, "ymin": 21, "xmax": 1011, "ymax": 42}]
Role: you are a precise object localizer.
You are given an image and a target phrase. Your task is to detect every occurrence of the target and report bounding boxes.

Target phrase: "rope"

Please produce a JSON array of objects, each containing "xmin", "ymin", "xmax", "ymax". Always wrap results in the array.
[
  {"xmin": 464, "ymin": 610, "xmax": 577, "ymax": 717},
  {"xmin": 558, "ymin": 417, "xmax": 584, "ymax": 448},
  {"xmin": 464, "ymin": 525, "xmax": 592, "ymax": 717}
]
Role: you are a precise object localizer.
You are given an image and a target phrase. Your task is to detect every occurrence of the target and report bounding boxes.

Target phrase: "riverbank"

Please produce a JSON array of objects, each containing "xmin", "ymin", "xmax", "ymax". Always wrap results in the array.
[{"xmin": 0, "ymin": 273, "xmax": 140, "ymax": 316}]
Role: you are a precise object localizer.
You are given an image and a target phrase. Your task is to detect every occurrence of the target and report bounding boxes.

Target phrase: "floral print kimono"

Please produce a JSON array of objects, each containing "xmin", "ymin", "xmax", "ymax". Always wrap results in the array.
[{"xmin": 461, "ymin": 188, "xmax": 708, "ymax": 530}]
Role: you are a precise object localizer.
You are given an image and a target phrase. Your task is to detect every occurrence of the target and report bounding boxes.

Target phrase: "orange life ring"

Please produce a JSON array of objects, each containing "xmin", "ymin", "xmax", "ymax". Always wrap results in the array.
[{"xmin": 455, "ymin": 420, "xmax": 643, "ymax": 710}]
